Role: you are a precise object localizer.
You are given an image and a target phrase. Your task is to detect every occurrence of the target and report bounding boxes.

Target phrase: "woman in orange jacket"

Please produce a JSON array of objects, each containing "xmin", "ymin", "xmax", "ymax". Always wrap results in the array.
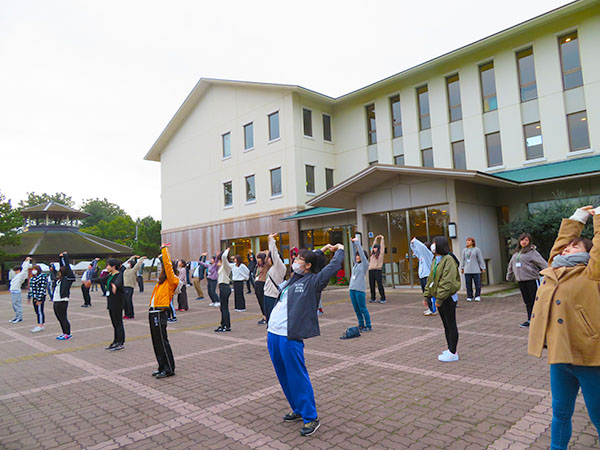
[{"xmin": 148, "ymin": 244, "xmax": 179, "ymax": 379}]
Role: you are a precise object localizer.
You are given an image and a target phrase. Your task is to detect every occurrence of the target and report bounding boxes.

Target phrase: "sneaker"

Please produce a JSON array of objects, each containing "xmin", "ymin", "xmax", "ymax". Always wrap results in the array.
[
  {"xmin": 379, "ymin": 299, "xmax": 387, "ymax": 304},
  {"xmin": 56, "ymin": 334, "xmax": 65, "ymax": 339},
  {"xmin": 10, "ymin": 318, "xmax": 23, "ymax": 323},
  {"xmin": 466, "ymin": 298, "xmax": 473, "ymax": 302},
  {"xmin": 474, "ymin": 297, "xmax": 481, "ymax": 302},
  {"xmin": 439, "ymin": 349, "xmax": 451, "ymax": 356},
  {"xmin": 423, "ymin": 309, "xmax": 437, "ymax": 316},
  {"xmin": 258, "ymin": 319, "xmax": 267, "ymax": 325},
  {"xmin": 213, "ymin": 302, "xmax": 220, "ymax": 307},
  {"xmin": 283, "ymin": 412, "xmax": 302, "ymax": 422},
  {"xmin": 234, "ymin": 309, "xmax": 247, "ymax": 312},
  {"xmin": 519, "ymin": 320, "xmax": 530, "ymax": 328},
  {"xmin": 8, "ymin": 318, "xmax": 17, "ymax": 323},
  {"xmin": 300, "ymin": 419, "xmax": 320, "ymax": 437},
  {"xmin": 167, "ymin": 318, "xmax": 178, "ymax": 323},
  {"xmin": 31, "ymin": 326, "xmax": 44, "ymax": 333},
  {"xmin": 57, "ymin": 334, "xmax": 72, "ymax": 340},
  {"xmin": 105, "ymin": 343, "xmax": 116, "ymax": 350},
  {"xmin": 208, "ymin": 302, "xmax": 215, "ymax": 306},
  {"xmin": 223, "ymin": 326, "xmax": 231, "ymax": 332},
  {"xmin": 195, "ymin": 297, "xmax": 205, "ymax": 300},
  {"xmin": 214, "ymin": 326, "xmax": 224, "ymax": 332},
  {"xmin": 359, "ymin": 325, "xmax": 373, "ymax": 332},
  {"xmin": 110, "ymin": 344, "xmax": 124, "ymax": 351},
  {"xmin": 317, "ymin": 308, "xmax": 324, "ymax": 316},
  {"xmin": 369, "ymin": 299, "xmax": 377, "ymax": 303},
  {"xmin": 438, "ymin": 351, "xmax": 459, "ymax": 362}
]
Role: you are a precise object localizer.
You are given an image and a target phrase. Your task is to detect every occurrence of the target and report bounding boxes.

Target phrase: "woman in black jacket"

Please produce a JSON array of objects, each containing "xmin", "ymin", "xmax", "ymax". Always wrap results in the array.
[
  {"xmin": 246, "ymin": 252, "xmax": 257, "ymax": 294},
  {"xmin": 267, "ymin": 243, "xmax": 344, "ymax": 437},
  {"xmin": 94, "ymin": 259, "xmax": 126, "ymax": 351},
  {"xmin": 51, "ymin": 252, "xmax": 76, "ymax": 340}
]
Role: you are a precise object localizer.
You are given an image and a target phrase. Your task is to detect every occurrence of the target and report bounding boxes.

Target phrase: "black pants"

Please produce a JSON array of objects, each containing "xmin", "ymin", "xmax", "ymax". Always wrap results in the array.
[
  {"xmin": 123, "ymin": 287, "xmax": 135, "ymax": 318},
  {"xmin": 33, "ymin": 300, "xmax": 45, "ymax": 325},
  {"xmin": 137, "ymin": 275, "xmax": 144, "ymax": 292},
  {"xmin": 518, "ymin": 280, "xmax": 539, "ymax": 320},
  {"xmin": 109, "ymin": 306, "xmax": 125, "ymax": 344},
  {"xmin": 368, "ymin": 269, "xmax": 386, "ymax": 300},
  {"xmin": 53, "ymin": 301, "xmax": 70, "ymax": 335},
  {"xmin": 81, "ymin": 285, "xmax": 91, "ymax": 306},
  {"xmin": 233, "ymin": 281, "xmax": 246, "ymax": 310},
  {"xmin": 438, "ymin": 299, "xmax": 458, "ymax": 354},
  {"xmin": 177, "ymin": 285, "xmax": 188, "ymax": 310},
  {"xmin": 149, "ymin": 309, "xmax": 175, "ymax": 374},
  {"xmin": 246, "ymin": 276, "xmax": 255, "ymax": 293},
  {"xmin": 219, "ymin": 283, "xmax": 231, "ymax": 328},
  {"xmin": 255, "ymin": 281, "xmax": 266, "ymax": 316},
  {"xmin": 264, "ymin": 295, "xmax": 277, "ymax": 322},
  {"xmin": 420, "ymin": 277, "xmax": 434, "ymax": 312},
  {"xmin": 465, "ymin": 273, "xmax": 482, "ymax": 298},
  {"xmin": 207, "ymin": 279, "xmax": 219, "ymax": 304}
]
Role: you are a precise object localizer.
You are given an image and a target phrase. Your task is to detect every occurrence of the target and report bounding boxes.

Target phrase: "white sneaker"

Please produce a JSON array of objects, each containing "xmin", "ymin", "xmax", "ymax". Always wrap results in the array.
[
  {"xmin": 208, "ymin": 302, "xmax": 215, "ymax": 306},
  {"xmin": 438, "ymin": 351, "xmax": 459, "ymax": 362},
  {"xmin": 439, "ymin": 349, "xmax": 451, "ymax": 355},
  {"xmin": 423, "ymin": 309, "xmax": 437, "ymax": 316},
  {"xmin": 466, "ymin": 298, "xmax": 473, "ymax": 302},
  {"xmin": 474, "ymin": 297, "xmax": 481, "ymax": 302},
  {"xmin": 31, "ymin": 326, "xmax": 44, "ymax": 333},
  {"xmin": 213, "ymin": 302, "xmax": 220, "ymax": 307}
]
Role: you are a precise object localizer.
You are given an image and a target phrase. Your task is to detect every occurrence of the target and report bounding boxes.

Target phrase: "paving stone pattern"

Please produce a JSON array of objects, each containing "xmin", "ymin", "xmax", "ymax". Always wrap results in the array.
[{"xmin": 0, "ymin": 284, "xmax": 597, "ymax": 449}]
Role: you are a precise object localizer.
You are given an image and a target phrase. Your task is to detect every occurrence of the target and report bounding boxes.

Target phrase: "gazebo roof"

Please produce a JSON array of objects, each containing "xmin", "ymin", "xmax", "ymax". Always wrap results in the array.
[{"xmin": 20, "ymin": 201, "xmax": 90, "ymax": 219}]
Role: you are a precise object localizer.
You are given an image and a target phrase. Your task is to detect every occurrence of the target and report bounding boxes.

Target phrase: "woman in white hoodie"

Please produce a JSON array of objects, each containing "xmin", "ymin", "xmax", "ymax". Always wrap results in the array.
[{"xmin": 232, "ymin": 255, "xmax": 250, "ymax": 312}]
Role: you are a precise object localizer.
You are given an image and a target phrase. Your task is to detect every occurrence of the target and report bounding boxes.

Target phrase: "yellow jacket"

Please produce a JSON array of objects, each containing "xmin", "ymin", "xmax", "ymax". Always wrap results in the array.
[
  {"xmin": 528, "ymin": 216, "xmax": 600, "ymax": 366},
  {"xmin": 149, "ymin": 247, "xmax": 179, "ymax": 308}
]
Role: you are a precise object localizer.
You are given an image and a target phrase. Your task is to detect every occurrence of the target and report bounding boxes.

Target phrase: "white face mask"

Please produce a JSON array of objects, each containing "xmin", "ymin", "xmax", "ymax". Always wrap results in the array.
[
  {"xmin": 32, "ymin": 270, "xmax": 38, "ymax": 275},
  {"xmin": 430, "ymin": 243, "xmax": 436, "ymax": 254},
  {"xmin": 292, "ymin": 262, "xmax": 305, "ymax": 275}
]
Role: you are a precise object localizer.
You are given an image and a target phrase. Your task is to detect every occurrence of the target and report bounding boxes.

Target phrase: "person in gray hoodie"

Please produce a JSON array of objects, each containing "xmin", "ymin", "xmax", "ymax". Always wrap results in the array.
[
  {"xmin": 506, "ymin": 232, "xmax": 548, "ymax": 328},
  {"xmin": 460, "ymin": 237, "xmax": 486, "ymax": 302},
  {"xmin": 349, "ymin": 237, "xmax": 371, "ymax": 331}
]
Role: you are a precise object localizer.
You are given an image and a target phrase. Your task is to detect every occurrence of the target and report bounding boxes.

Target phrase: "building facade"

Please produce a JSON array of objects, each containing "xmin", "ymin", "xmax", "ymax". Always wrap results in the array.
[{"xmin": 146, "ymin": 0, "xmax": 600, "ymax": 286}]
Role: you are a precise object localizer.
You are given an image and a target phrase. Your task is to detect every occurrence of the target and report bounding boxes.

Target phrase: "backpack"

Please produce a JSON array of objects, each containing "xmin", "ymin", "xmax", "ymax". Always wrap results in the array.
[{"xmin": 340, "ymin": 326, "xmax": 361, "ymax": 340}]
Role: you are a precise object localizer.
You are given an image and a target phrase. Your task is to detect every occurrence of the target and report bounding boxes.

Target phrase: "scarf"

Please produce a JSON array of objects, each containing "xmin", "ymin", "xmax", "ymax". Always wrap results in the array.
[{"xmin": 551, "ymin": 252, "xmax": 590, "ymax": 268}]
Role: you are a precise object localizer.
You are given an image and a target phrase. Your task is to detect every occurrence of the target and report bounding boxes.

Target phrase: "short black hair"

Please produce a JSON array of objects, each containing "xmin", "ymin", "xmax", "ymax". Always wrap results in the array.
[
  {"xmin": 298, "ymin": 249, "xmax": 320, "ymax": 273},
  {"xmin": 432, "ymin": 236, "xmax": 451, "ymax": 255},
  {"xmin": 106, "ymin": 258, "xmax": 122, "ymax": 270},
  {"xmin": 13, "ymin": 265, "xmax": 22, "ymax": 272}
]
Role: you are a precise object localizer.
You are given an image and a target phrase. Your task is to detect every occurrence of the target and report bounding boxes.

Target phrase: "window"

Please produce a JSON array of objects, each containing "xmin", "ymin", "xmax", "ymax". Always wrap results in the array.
[
  {"xmin": 390, "ymin": 95, "xmax": 402, "ymax": 137},
  {"xmin": 222, "ymin": 132, "xmax": 231, "ymax": 158},
  {"xmin": 517, "ymin": 48, "xmax": 537, "ymax": 101},
  {"xmin": 305, "ymin": 165, "xmax": 315, "ymax": 194},
  {"xmin": 479, "ymin": 62, "xmax": 497, "ymax": 112},
  {"xmin": 325, "ymin": 168, "xmax": 334, "ymax": 190},
  {"xmin": 268, "ymin": 112, "xmax": 279, "ymax": 141},
  {"xmin": 245, "ymin": 175, "xmax": 255, "ymax": 202},
  {"xmin": 366, "ymin": 104, "xmax": 377, "ymax": 144},
  {"xmin": 452, "ymin": 141, "xmax": 466, "ymax": 169},
  {"xmin": 559, "ymin": 32, "xmax": 583, "ymax": 90},
  {"xmin": 421, "ymin": 148, "xmax": 434, "ymax": 168},
  {"xmin": 270, "ymin": 167, "xmax": 282, "ymax": 196},
  {"xmin": 323, "ymin": 114, "xmax": 332, "ymax": 142},
  {"xmin": 417, "ymin": 86, "xmax": 430, "ymax": 130},
  {"xmin": 567, "ymin": 111, "xmax": 590, "ymax": 151},
  {"xmin": 244, "ymin": 122, "xmax": 254, "ymax": 150},
  {"xmin": 485, "ymin": 132, "xmax": 503, "ymax": 167},
  {"xmin": 394, "ymin": 155, "xmax": 405, "ymax": 165},
  {"xmin": 523, "ymin": 122, "xmax": 544, "ymax": 160},
  {"xmin": 223, "ymin": 181, "xmax": 233, "ymax": 207},
  {"xmin": 303, "ymin": 108, "xmax": 312, "ymax": 137},
  {"xmin": 446, "ymin": 75, "xmax": 462, "ymax": 121}
]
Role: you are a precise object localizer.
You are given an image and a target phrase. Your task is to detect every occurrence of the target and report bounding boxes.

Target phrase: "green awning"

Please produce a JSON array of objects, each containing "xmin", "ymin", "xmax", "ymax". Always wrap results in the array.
[
  {"xmin": 493, "ymin": 154, "xmax": 600, "ymax": 183},
  {"xmin": 281, "ymin": 207, "xmax": 352, "ymax": 221}
]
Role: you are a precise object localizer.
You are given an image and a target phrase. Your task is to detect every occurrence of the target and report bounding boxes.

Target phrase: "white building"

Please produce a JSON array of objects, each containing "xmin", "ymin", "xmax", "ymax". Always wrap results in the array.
[{"xmin": 145, "ymin": 0, "xmax": 600, "ymax": 287}]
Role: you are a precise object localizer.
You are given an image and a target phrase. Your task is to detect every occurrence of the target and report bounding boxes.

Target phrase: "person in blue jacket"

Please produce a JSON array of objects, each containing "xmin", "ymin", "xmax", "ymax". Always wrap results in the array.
[
  {"xmin": 267, "ymin": 242, "xmax": 344, "ymax": 437},
  {"xmin": 410, "ymin": 237, "xmax": 435, "ymax": 316}
]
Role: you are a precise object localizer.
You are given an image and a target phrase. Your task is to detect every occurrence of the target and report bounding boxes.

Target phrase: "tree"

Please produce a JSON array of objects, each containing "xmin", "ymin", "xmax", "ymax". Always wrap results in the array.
[
  {"xmin": 80, "ymin": 215, "xmax": 136, "ymax": 246},
  {"xmin": 0, "ymin": 191, "xmax": 23, "ymax": 263},
  {"xmin": 132, "ymin": 216, "xmax": 161, "ymax": 258},
  {"xmin": 501, "ymin": 191, "xmax": 596, "ymax": 260},
  {"xmin": 80, "ymin": 198, "xmax": 127, "ymax": 228},
  {"xmin": 18, "ymin": 192, "xmax": 74, "ymax": 208}
]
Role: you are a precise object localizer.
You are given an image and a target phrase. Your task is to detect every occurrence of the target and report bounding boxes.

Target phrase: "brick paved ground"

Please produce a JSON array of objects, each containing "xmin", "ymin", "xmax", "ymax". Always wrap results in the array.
[{"xmin": 0, "ymin": 284, "xmax": 597, "ymax": 449}]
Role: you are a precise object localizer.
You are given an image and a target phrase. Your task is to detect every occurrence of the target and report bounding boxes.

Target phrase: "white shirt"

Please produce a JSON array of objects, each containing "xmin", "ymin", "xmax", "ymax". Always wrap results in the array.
[
  {"xmin": 267, "ymin": 286, "xmax": 289, "ymax": 337},
  {"xmin": 231, "ymin": 264, "xmax": 250, "ymax": 281},
  {"xmin": 52, "ymin": 281, "xmax": 69, "ymax": 302},
  {"xmin": 9, "ymin": 261, "xmax": 31, "ymax": 293}
]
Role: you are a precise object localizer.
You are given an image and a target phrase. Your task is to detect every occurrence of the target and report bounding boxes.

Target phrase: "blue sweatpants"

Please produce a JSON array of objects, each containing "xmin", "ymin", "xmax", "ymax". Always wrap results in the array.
[
  {"xmin": 349, "ymin": 290, "xmax": 371, "ymax": 327},
  {"xmin": 550, "ymin": 364, "xmax": 600, "ymax": 450},
  {"xmin": 267, "ymin": 332, "xmax": 317, "ymax": 423}
]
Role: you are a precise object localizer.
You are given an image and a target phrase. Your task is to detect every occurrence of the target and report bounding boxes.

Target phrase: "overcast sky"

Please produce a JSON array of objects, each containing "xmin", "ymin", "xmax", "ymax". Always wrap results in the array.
[{"xmin": 0, "ymin": 0, "xmax": 572, "ymax": 220}]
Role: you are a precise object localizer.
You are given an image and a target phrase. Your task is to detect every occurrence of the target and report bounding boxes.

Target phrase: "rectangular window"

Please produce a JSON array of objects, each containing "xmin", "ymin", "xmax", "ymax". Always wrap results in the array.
[
  {"xmin": 559, "ymin": 32, "xmax": 583, "ymax": 90},
  {"xmin": 245, "ymin": 175, "xmax": 255, "ymax": 202},
  {"xmin": 390, "ymin": 95, "xmax": 402, "ymax": 137},
  {"xmin": 305, "ymin": 165, "xmax": 315, "ymax": 194},
  {"xmin": 366, "ymin": 104, "xmax": 377, "ymax": 144},
  {"xmin": 452, "ymin": 141, "xmax": 466, "ymax": 169},
  {"xmin": 223, "ymin": 181, "xmax": 232, "ymax": 207},
  {"xmin": 479, "ymin": 62, "xmax": 497, "ymax": 112},
  {"xmin": 446, "ymin": 75, "xmax": 462, "ymax": 122},
  {"xmin": 244, "ymin": 122, "xmax": 254, "ymax": 150},
  {"xmin": 270, "ymin": 167, "xmax": 282, "ymax": 196},
  {"xmin": 323, "ymin": 114, "xmax": 332, "ymax": 142},
  {"xmin": 517, "ymin": 48, "xmax": 537, "ymax": 101},
  {"xmin": 394, "ymin": 155, "xmax": 405, "ymax": 165},
  {"xmin": 417, "ymin": 86, "xmax": 430, "ymax": 130},
  {"xmin": 485, "ymin": 132, "xmax": 503, "ymax": 167},
  {"xmin": 303, "ymin": 108, "xmax": 312, "ymax": 137},
  {"xmin": 523, "ymin": 122, "xmax": 544, "ymax": 160},
  {"xmin": 222, "ymin": 132, "xmax": 231, "ymax": 158},
  {"xmin": 567, "ymin": 111, "xmax": 590, "ymax": 151},
  {"xmin": 421, "ymin": 148, "xmax": 434, "ymax": 168},
  {"xmin": 268, "ymin": 112, "xmax": 279, "ymax": 141},
  {"xmin": 325, "ymin": 168, "xmax": 334, "ymax": 190}
]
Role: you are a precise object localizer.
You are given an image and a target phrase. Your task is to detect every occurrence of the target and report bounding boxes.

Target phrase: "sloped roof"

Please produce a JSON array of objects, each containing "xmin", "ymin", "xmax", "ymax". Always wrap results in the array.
[
  {"xmin": 21, "ymin": 201, "xmax": 90, "ymax": 219},
  {"xmin": 493, "ymin": 154, "xmax": 600, "ymax": 183}
]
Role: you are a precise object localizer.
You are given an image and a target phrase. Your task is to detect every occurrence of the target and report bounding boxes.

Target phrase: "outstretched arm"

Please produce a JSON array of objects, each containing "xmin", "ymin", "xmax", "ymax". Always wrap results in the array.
[
  {"xmin": 315, "ymin": 245, "xmax": 345, "ymax": 292},
  {"xmin": 548, "ymin": 206, "xmax": 591, "ymax": 265}
]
